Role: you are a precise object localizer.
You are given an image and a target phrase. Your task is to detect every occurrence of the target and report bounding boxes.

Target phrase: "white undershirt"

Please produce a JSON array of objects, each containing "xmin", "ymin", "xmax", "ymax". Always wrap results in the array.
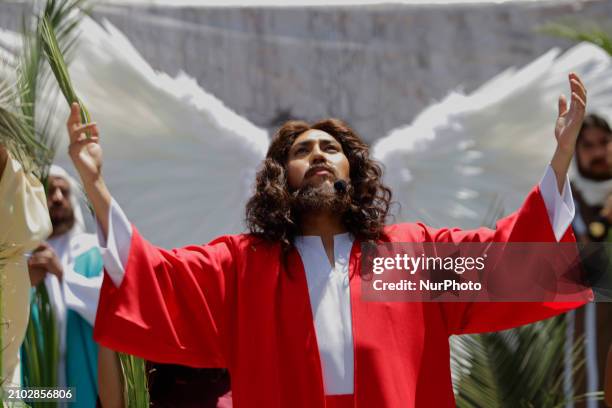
[
  {"xmin": 96, "ymin": 164, "xmax": 575, "ymax": 395},
  {"xmin": 294, "ymin": 233, "xmax": 355, "ymax": 394}
]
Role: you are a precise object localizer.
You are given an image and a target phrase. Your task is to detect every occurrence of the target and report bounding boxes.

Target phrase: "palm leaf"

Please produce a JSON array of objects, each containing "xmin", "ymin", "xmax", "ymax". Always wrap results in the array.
[
  {"xmin": 22, "ymin": 284, "xmax": 60, "ymax": 408},
  {"xmin": 0, "ymin": 77, "xmax": 48, "ymax": 176},
  {"xmin": 119, "ymin": 354, "xmax": 150, "ymax": 408},
  {"xmin": 540, "ymin": 22, "xmax": 612, "ymax": 56},
  {"xmin": 40, "ymin": 10, "xmax": 151, "ymax": 405},
  {"xmin": 18, "ymin": 0, "xmax": 89, "ymax": 399},
  {"xmin": 39, "ymin": 16, "xmax": 89, "ymax": 126},
  {"xmin": 454, "ymin": 316, "xmax": 604, "ymax": 407},
  {"xmin": 17, "ymin": 0, "xmax": 91, "ymax": 180}
]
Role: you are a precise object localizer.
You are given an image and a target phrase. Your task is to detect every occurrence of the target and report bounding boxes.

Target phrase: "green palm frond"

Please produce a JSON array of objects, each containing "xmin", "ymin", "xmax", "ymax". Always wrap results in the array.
[
  {"xmin": 119, "ymin": 354, "xmax": 151, "ymax": 408},
  {"xmin": 0, "ymin": 0, "xmax": 90, "ymax": 177},
  {"xmin": 22, "ymin": 284, "xmax": 60, "ymax": 408},
  {"xmin": 40, "ymin": 10, "xmax": 152, "ymax": 405},
  {"xmin": 540, "ymin": 22, "xmax": 612, "ymax": 56},
  {"xmin": 454, "ymin": 316, "xmax": 603, "ymax": 407},
  {"xmin": 0, "ymin": 77, "xmax": 49, "ymax": 175},
  {"xmin": 18, "ymin": 1, "xmax": 90, "ymax": 399},
  {"xmin": 39, "ymin": 15, "xmax": 89, "ymax": 127},
  {"xmin": 16, "ymin": 0, "xmax": 91, "ymax": 180}
]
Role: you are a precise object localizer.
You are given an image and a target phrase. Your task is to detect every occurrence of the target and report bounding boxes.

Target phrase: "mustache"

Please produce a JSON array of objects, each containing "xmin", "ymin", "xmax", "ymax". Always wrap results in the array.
[
  {"xmin": 589, "ymin": 158, "xmax": 608, "ymax": 167},
  {"xmin": 304, "ymin": 164, "xmax": 336, "ymax": 179}
]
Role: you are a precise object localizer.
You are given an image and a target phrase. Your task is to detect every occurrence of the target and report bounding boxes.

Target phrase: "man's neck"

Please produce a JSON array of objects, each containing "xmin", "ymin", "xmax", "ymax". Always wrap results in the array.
[
  {"xmin": 572, "ymin": 169, "xmax": 612, "ymax": 206},
  {"xmin": 299, "ymin": 211, "xmax": 347, "ymax": 237},
  {"xmin": 48, "ymin": 222, "xmax": 74, "ymax": 240},
  {"xmin": 299, "ymin": 211, "xmax": 347, "ymax": 267}
]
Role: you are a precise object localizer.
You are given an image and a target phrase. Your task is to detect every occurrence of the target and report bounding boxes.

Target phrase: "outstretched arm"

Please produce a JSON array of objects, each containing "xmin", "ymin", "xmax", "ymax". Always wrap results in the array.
[
  {"xmin": 65, "ymin": 104, "xmax": 236, "ymax": 366},
  {"xmin": 550, "ymin": 73, "xmax": 587, "ymax": 193},
  {"xmin": 65, "ymin": 102, "xmax": 112, "ymax": 238}
]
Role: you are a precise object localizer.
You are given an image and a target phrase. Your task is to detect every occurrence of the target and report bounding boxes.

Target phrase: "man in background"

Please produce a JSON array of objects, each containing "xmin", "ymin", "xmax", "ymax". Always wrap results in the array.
[
  {"xmin": 568, "ymin": 113, "xmax": 612, "ymax": 406},
  {"xmin": 25, "ymin": 165, "xmax": 122, "ymax": 408}
]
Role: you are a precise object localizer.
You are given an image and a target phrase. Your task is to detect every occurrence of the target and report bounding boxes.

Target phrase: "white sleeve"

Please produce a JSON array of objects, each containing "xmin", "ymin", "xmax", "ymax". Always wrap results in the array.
[
  {"xmin": 538, "ymin": 164, "xmax": 576, "ymax": 242},
  {"xmin": 96, "ymin": 198, "xmax": 133, "ymax": 287},
  {"xmin": 63, "ymin": 270, "xmax": 104, "ymax": 326}
]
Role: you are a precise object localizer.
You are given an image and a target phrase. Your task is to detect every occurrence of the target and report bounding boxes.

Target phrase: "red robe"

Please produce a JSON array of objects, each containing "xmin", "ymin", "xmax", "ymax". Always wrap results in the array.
[{"xmin": 94, "ymin": 185, "xmax": 592, "ymax": 407}]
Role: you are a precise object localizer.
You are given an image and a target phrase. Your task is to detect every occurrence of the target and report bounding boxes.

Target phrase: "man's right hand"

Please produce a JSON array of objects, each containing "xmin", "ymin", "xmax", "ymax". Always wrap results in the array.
[
  {"xmin": 28, "ymin": 265, "xmax": 46, "ymax": 287},
  {"xmin": 66, "ymin": 102, "xmax": 102, "ymax": 183},
  {"xmin": 28, "ymin": 243, "xmax": 63, "ymax": 286},
  {"xmin": 65, "ymin": 102, "xmax": 112, "ymax": 239}
]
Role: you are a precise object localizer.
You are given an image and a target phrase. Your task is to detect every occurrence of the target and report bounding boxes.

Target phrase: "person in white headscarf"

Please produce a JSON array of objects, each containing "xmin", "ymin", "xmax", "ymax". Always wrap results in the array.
[
  {"xmin": 25, "ymin": 164, "xmax": 121, "ymax": 408},
  {"xmin": 0, "ymin": 144, "xmax": 51, "ymax": 388},
  {"xmin": 565, "ymin": 113, "xmax": 612, "ymax": 408}
]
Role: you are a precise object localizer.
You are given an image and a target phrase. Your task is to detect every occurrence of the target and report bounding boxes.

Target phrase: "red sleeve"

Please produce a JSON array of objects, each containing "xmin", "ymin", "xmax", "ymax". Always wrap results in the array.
[
  {"xmin": 421, "ymin": 185, "xmax": 593, "ymax": 335},
  {"xmin": 93, "ymin": 226, "xmax": 235, "ymax": 368}
]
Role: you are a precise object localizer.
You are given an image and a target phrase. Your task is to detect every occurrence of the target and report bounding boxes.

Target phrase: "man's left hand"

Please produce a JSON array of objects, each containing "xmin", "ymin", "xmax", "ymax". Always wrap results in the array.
[
  {"xmin": 555, "ymin": 73, "xmax": 587, "ymax": 155},
  {"xmin": 551, "ymin": 73, "xmax": 588, "ymax": 193}
]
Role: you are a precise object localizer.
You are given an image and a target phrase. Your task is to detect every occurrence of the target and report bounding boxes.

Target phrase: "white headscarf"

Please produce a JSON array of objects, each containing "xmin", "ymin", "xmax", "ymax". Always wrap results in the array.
[
  {"xmin": 45, "ymin": 165, "xmax": 98, "ymax": 389},
  {"xmin": 570, "ymin": 159, "xmax": 612, "ymax": 207}
]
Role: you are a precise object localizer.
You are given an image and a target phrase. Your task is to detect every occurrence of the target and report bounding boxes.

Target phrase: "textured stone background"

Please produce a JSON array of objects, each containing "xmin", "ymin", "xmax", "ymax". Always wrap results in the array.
[{"xmin": 1, "ymin": 0, "xmax": 612, "ymax": 141}]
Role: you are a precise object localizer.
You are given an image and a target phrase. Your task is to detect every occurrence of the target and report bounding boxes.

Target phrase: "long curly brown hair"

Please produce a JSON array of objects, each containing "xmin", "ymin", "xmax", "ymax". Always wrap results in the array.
[{"xmin": 245, "ymin": 118, "xmax": 392, "ymax": 251}]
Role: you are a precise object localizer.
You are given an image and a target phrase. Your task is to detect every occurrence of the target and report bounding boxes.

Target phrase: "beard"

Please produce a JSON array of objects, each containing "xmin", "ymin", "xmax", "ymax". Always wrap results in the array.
[
  {"xmin": 291, "ymin": 180, "xmax": 351, "ymax": 215},
  {"xmin": 50, "ymin": 206, "xmax": 75, "ymax": 236},
  {"xmin": 577, "ymin": 157, "xmax": 612, "ymax": 181}
]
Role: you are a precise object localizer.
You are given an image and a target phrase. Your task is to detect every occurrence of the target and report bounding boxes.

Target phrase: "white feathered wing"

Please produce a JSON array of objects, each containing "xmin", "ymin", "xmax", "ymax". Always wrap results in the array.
[
  {"xmin": 63, "ymin": 17, "xmax": 269, "ymax": 247},
  {"xmin": 373, "ymin": 42, "xmax": 612, "ymax": 229}
]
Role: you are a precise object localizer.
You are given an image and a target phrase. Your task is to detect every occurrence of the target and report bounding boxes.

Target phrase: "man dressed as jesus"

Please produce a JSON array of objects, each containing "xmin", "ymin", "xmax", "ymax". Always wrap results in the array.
[{"xmin": 67, "ymin": 73, "xmax": 590, "ymax": 407}]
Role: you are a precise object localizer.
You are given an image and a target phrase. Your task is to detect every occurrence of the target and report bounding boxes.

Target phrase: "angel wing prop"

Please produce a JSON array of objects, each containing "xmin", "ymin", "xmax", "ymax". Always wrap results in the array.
[
  {"xmin": 1, "ymin": 18, "xmax": 270, "ymax": 248},
  {"xmin": 3, "ymin": 18, "xmax": 268, "ymax": 247},
  {"xmin": 65, "ymin": 17, "xmax": 269, "ymax": 247},
  {"xmin": 373, "ymin": 42, "xmax": 612, "ymax": 229}
]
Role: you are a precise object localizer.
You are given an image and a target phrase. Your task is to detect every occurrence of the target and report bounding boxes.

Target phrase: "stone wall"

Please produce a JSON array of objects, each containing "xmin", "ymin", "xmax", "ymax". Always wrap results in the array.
[{"xmin": 1, "ymin": 0, "xmax": 611, "ymax": 140}]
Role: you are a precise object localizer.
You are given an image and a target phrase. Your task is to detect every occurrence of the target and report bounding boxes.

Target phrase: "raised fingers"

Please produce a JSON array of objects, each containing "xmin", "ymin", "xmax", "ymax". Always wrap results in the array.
[
  {"xmin": 569, "ymin": 72, "xmax": 587, "ymax": 105},
  {"xmin": 569, "ymin": 72, "xmax": 586, "ymax": 90},
  {"xmin": 558, "ymin": 94, "xmax": 568, "ymax": 116},
  {"xmin": 571, "ymin": 91, "xmax": 586, "ymax": 115},
  {"xmin": 72, "ymin": 122, "xmax": 98, "ymax": 140},
  {"xmin": 68, "ymin": 136, "xmax": 100, "ymax": 154},
  {"xmin": 66, "ymin": 102, "xmax": 81, "ymax": 131},
  {"xmin": 90, "ymin": 123, "xmax": 99, "ymax": 138}
]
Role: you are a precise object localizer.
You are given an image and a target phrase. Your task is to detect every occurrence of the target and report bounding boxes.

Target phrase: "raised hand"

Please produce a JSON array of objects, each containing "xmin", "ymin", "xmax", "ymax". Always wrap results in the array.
[
  {"xmin": 555, "ymin": 73, "xmax": 587, "ymax": 155},
  {"xmin": 65, "ymin": 102, "xmax": 112, "ymax": 238},
  {"xmin": 551, "ymin": 73, "xmax": 588, "ymax": 192},
  {"xmin": 66, "ymin": 102, "xmax": 102, "ymax": 183}
]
